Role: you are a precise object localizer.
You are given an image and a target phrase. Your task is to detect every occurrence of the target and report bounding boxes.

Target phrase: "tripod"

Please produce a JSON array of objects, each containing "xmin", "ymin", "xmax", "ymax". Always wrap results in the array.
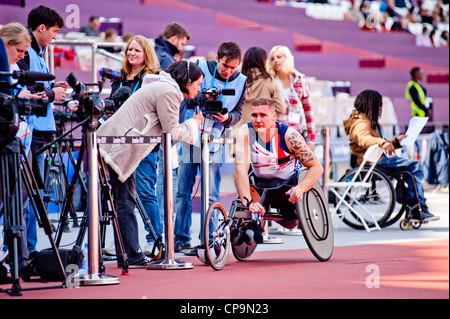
[
  {"xmin": 0, "ymin": 138, "xmax": 66, "ymax": 296},
  {"xmin": 38, "ymin": 115, "xmax": 121, "ymax": 285}
]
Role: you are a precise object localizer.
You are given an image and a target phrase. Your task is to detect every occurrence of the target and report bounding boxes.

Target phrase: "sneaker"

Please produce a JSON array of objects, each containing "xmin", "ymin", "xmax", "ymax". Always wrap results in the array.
[
  {"xmin": 421, "ymin": 206, "xmax": 440, "ymax": 222},
  {"xmin": 174, "ymin": 242, "xmax": 191, "ymax": 253},
  {"xmin": 128, "ymin": 256, "xmax": 152, "ymax": 269}
]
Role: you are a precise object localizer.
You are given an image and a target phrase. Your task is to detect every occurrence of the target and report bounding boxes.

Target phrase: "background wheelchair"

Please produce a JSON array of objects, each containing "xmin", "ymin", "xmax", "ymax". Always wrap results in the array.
[
  {"xmin": 200, "ymin": 168, "xmax": 334, "ymax": 271},
  {"xmin": 329, "ymin": 145, "xmax": 428, "ymax": 231}
]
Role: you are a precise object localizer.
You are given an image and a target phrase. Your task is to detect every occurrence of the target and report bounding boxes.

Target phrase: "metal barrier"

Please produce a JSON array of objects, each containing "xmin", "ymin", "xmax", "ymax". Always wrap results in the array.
[{"xmin": 47, "ymin": 39, "xmax": 126, "ymax": 82}]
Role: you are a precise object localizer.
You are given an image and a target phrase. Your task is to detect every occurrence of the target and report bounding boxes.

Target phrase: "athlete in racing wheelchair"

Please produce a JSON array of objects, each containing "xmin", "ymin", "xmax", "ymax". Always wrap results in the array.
[{"xmin": 232, "ymin": 97, "xmax": 333, "ymax": 261}]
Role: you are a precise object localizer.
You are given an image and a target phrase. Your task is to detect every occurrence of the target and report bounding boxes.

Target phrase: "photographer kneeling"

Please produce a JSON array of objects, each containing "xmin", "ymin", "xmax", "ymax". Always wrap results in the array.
[{"xmin": 98, "ymin": 61, "xmax": 204, "ymax": 268}]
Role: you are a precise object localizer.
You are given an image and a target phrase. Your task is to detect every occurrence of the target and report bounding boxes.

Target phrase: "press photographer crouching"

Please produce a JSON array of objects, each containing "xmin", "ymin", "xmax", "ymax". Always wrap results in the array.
[{"xmin": 97, "ymin": 61, "xmax": 204, "ymax": 267}]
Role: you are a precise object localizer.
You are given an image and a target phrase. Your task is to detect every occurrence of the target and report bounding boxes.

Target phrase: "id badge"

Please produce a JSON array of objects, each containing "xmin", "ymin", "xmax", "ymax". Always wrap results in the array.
[
  {"xmin": 200, "ymin": 118, "xmax": 214, "ymax": 134},
  {"xmin": 16, "ymin": 121, "xmax": 31, "ymax": 140},
  {"xmin": 288, "ymin": 109, "xmax": 301, "ymax": 124}
]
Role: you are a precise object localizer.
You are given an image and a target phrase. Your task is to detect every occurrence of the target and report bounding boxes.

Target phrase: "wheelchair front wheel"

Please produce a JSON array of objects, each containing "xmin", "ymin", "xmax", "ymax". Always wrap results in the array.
[{"xmin": 203, "ymin": 201, "xmax": 230, "ymax": 271}]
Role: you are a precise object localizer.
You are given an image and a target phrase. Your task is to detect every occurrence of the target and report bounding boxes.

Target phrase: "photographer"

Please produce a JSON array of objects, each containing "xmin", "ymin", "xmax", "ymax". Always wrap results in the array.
[
  {"xmin": 173, "ymin": 41, "xmax": 247, "ymax": 252},
  {"xmin": 98, "ymin": 61, "xmax": 204, "ymax": 267},
  {"xmin": 16, "ymin": 5, "xmax": 66, "ymax": 257}
]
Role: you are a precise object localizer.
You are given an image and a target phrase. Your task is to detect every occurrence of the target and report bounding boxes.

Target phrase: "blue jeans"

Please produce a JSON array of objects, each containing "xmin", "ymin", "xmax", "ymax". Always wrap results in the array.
[
  {"xmin": 174, "ymin": 143, "xmax": 222, "ymax": 245},
  {"xmin": 25, "ymin": 141, "xmax": 46, "ymax": 254},
  {"xmin": 135, "ymin": 148, "xmax": 161, "ymax": 243},
  {"xmin": 378, "ymin": 156, "xmax": 427, "ymax": 206}
]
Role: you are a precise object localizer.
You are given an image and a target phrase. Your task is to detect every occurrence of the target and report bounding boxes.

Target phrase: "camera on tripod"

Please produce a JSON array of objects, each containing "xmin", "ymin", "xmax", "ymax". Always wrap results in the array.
[
  {"xmin": 201, "ymin": 88, "xmax": 235, "ymax": 114},
  {"xmin": 0, "ymin": 71, "xmax": 51, "ymax": 148},
  {"xmin": 66, "ymin": 72, "xmax": 115, "ymax": 119}
]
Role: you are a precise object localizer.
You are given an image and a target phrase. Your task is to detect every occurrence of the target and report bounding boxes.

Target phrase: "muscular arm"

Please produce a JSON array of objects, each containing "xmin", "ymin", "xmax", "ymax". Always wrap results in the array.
[
  {"xmin": 234, "ymin": 125, "xmax": 252, "ymax": 203},
  {"xmin": 234, "ymin": 125, "xmax": 265, "ymax": 213},
  {"xmin": 285, "ymin": 128, "xmax": 324, "ymax": 202}
]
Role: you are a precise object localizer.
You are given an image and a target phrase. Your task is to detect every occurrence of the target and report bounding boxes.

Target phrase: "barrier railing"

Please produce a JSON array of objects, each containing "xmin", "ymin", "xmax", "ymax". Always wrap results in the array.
[{"xmin": 47, "ymin": 39, "xmax": 126, "ymax": 82}]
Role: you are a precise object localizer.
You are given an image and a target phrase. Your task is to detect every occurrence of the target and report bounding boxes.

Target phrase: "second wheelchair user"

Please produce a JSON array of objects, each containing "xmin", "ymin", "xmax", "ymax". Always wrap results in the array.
[
  {"xmin": 343, "ymin": 89, "xmax": 439, "ymax": 222},
  {"xmin": 234, "ymin": 97, "xmax": 324, "ymax": 215}
]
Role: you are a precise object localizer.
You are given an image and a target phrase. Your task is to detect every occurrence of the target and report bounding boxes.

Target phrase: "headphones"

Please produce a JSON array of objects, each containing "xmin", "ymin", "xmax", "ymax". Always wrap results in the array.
[{"xmin": 186, "ymin": 61, "xmax": 191, "ymax": 84}]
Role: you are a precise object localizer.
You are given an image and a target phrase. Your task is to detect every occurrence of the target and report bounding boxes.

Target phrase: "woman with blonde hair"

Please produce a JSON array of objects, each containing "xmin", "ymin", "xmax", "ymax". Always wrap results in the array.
[
  {"xmin": 109, "ymin": 35, "xmax": 160, "ymax": 100},
  {"xmin": 0, "ymin": 22, "xmax": 43, "ymax": 100},
  {"xmin": 267, "ymin": 45, "xmax": 316, "ymax": 151}
]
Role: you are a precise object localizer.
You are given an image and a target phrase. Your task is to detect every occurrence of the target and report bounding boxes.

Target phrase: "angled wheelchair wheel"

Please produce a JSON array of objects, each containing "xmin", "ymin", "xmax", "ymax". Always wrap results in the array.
[
  {"xmin": 296, "ymin": 170, "xmax": 334, "ymax": 262},
  {"xmin": 228, "ymin": 201, "xmax": 259, "ymax": 262},
  {"xmin": 203, "ymin": 201, "xmax": 230, "ymax": 271},
  {"xmin": 337, "ymin": 167, "xmax": 395, "ymax": 230}
]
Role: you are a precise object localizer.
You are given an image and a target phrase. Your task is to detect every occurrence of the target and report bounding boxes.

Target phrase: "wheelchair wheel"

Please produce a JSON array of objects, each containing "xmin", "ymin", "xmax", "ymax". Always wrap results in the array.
[
  {"xmin": 203, "ymin": 201, "xmax": 230, "ymax": 271},
  {"xmin": 296, "ymin": 170, "xmax": 334, "ymax": 262},
  {"xmin": 400, "ymin": 219, "xmax": 411, "ymax": 230},
  {"xmin": 228, "ymin": 201, "xmax": 259, "ymax": 262},
  {"xmin": 337, "ymin": 167, "xmax": 395, "ymax": 230}
]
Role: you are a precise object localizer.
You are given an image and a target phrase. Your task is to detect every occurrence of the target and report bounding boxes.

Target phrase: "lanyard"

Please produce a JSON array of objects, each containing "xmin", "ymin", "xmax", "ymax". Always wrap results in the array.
[
  {"xmin": 211, "ymin": 64, "xmax": 229, "ymax": 101},
  {"xmin": 120, "ymin": 79, "xmax": 140, "ymax": 94},
  {"xmin": 276, "ymin": 75, "xmax": 301, "ymax": 107},
  {"xmin": 376, "ymin": 124, "xmax": 385, "ymax": 139}
]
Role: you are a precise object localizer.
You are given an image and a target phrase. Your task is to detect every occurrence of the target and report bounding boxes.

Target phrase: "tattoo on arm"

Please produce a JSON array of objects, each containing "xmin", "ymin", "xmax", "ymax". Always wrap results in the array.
[{"xmin": 287, "ymin": 131, "xmax": 315, "ymax": 164}]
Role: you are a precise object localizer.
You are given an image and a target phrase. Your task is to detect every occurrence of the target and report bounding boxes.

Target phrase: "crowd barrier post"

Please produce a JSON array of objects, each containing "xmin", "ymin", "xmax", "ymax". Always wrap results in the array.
[
  {"xmin": 323, "ymin": 127, "xmax": 330, "ymax": 197},
  {"xmin": 147, "ymin": 132, "xmax": 194, "ymax": 270},
  {"xmin": 74, "ymin": 128, "xmax": 120, "ymax": 286}
]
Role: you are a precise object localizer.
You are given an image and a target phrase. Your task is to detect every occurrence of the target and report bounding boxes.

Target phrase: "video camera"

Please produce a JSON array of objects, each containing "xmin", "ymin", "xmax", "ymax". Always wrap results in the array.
[
  {"xmin": 0, "ymin": 70, "xmax": 51, "ymax": 148},
  {"xmin": 66, "ymin": 72, "xmax": 115, "ymax": 119},
  {"xmin": 201, "ymin": 88, "xmax": 235, "ymax": 115}
]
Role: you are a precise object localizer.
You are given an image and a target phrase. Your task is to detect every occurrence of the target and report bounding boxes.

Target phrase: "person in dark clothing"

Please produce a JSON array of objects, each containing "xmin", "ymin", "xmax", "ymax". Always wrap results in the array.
[
  {"xmin": 154, "ymin": 22, "xmax": 191, "ymax": 70},
  {"xmin": 405, "ymin": 67, "xmax": 431, "ymax": 118},
  {"xmin": 16, "ymin": 5, "xmax": 66, "ymax": 257},
  {"xmin": 79, "ymin": 15, "xmax": 101, "ymax": 37}
]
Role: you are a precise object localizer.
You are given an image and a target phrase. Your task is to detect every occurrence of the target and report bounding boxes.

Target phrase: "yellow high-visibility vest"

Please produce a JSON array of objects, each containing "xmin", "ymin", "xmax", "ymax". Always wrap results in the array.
[{"xmin": 405, "ymin": 80, "xmax": 427, "ymax": 117}]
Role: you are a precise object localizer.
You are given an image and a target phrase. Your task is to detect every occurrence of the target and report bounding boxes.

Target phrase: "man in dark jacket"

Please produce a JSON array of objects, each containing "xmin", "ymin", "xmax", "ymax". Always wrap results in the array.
[{"xmin": 154, "ymin": 22, "xmax": 191, "ymax": 70}]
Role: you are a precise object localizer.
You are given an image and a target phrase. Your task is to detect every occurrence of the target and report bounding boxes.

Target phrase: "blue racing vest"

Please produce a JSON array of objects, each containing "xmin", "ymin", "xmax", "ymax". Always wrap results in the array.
[{"xmin": 185, "ymin": 59, "xmax": 246, "ymax": 152}]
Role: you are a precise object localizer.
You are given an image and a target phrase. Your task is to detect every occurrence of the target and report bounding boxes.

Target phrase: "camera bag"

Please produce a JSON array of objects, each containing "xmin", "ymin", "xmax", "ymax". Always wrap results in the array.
[{"xmin": 24, "ymin": 247, "xmax": 83, "ymax": 282}]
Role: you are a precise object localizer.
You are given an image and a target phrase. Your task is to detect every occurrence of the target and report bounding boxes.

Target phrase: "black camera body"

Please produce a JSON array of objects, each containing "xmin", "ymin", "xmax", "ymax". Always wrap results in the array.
[
  {"xmin": 66, "ymin": 73, "xmax": 115, "ymax": 119},
  {"xmin": 0, "ymin": 94, "xmax": 49, "ymax": 148},
  {"xmin": 201, "ymin": 88, "xmax": 235, "ymax": 114}
]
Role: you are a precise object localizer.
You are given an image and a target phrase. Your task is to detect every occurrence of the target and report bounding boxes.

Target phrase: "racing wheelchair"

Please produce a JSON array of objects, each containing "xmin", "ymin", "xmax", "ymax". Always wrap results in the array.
[{"xmin": 198, "ymin": 168, "xmax": 334, "ymax": 271}]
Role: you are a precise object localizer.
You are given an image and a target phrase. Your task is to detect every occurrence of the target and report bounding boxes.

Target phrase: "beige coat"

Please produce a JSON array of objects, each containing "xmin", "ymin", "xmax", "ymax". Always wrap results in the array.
[
  {"xmin": 235, "ymin": 68, "xmax": 286, "ymax": 127},
  {"xmin": 343, "ymin": 110, "xmax": 400, "ymax": 165},
  {"xmin": 98, "ymin": 71, "xmax": 198, "ymax": 182}
]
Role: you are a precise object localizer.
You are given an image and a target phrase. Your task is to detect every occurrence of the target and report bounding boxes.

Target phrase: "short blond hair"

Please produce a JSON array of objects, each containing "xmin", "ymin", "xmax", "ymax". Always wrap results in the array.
[
  {"xmin": 266, "ymin": 45, "xmax": 295, "ymax": 76},
  {"xmin": 0, "ymin": 22, "xmax": 31, "ymax": 46}
]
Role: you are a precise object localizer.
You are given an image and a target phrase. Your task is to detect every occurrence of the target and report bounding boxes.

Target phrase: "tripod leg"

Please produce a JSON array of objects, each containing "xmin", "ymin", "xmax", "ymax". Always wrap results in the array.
[
  {"xmin": 19, "ymin": 141, "xmax": 67, "ymax": 283},
  {"xmin": 97, "ymin": 151, "xmax": 129, "ymax": 275},
  {"xmin": 1, "ymin": 145, "xmax": 24, "ymax": 296},
  {"xmin": 135, "ymin": 195, "xmax": 164, "ymax": 260},
  {"xmin": 54, "ymin": 139, "xmax": 86, "ymax": 246}
]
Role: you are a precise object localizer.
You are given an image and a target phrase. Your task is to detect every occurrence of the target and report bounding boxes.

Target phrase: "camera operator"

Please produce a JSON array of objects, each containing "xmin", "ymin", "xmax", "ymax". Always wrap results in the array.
[
  {"xmin": 15, "ymin": 6, "xmax": 66, "ymax": 258},
  {"xmin": 0, "ymin": 24, "xmax": 48, "ymax": 282},
  {"xmin": 173, "ymin": 41, "xmax": 247, "ymax": 252},
  {"xmin": 98, "ymin": 60, "xmax": 204, "ymax": 267}
]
